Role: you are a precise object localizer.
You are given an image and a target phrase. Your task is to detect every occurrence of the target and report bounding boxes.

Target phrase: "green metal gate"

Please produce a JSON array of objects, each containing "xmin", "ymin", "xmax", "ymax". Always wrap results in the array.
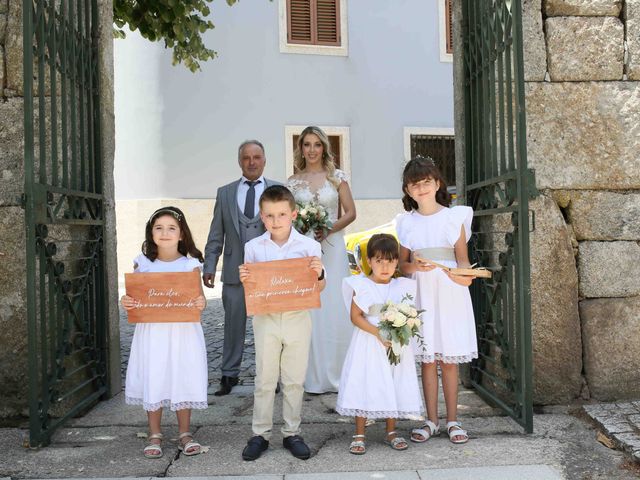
[
  {"xmin": 462, "ymin": 0, "xmax": 535, "ymax": 432},
  {"xmin": 22, "ymin": 0, "xmax": 108, "ymax": 447}
]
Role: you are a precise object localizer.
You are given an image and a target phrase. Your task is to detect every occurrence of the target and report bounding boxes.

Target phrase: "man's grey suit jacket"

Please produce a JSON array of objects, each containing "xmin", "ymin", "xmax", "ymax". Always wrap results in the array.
[{"xmin": 203, "ymin": 177, "xmax": 282, "ymax": 285}]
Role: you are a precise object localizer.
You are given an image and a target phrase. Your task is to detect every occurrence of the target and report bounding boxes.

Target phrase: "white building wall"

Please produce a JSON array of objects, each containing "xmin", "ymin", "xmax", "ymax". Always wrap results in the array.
[{"xmin": 113, "ymin": 0, "xmax": 453, "ymax": 275}]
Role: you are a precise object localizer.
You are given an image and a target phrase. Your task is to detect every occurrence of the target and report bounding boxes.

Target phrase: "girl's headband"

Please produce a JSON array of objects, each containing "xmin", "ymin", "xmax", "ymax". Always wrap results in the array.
[
  {"xmin": 148, "ymin": 208, "xmax": 182, "ymax": 224},
  {"xmin": 414, "ymin": 155, "xmax": 436, "ymax": 166}
]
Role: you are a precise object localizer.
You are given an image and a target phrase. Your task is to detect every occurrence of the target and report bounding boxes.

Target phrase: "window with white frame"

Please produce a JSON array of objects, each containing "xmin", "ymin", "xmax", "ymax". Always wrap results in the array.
[
  {"xmin": 279, "ymin": 0, "xmax": 348, "ymax": 56},
  {"xmin": 439, "ymin": 0, "xmax": 453, "ymax": 63}
]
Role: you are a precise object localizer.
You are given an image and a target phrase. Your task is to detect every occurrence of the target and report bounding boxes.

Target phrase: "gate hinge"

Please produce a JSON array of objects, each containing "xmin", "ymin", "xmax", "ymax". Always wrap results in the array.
[{"xmin": 20, "ymin": 193, "xmax": 27, "ymax": 209}]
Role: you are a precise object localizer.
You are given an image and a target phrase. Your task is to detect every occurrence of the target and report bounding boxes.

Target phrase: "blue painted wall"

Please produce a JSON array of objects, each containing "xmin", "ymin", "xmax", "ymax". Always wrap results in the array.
[{"xmin": 114, "ymin": 0, "xmax": 453, "ymax": 200}]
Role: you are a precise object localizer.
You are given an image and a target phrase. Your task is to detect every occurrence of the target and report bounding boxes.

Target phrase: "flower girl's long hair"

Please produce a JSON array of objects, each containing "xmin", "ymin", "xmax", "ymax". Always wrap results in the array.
[
  {"xmin": 401, "ymin": 156, "xmax": 451, "ymax": 211},
  {"xmin": 293, "ymin": 126, "xmax": 341, "ymax": 189}
]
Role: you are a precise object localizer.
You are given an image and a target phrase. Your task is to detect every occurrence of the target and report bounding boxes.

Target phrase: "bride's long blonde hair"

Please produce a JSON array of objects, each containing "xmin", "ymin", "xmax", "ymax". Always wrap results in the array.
[{"xmin": 293, "ymin": 126, "xmax": 340, "ymax": 189}]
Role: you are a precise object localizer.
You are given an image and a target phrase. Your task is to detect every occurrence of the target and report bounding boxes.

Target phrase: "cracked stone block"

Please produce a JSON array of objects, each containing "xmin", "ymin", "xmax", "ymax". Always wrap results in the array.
[
  {"xmin": 581, "ymin": 296, "xmax": 640, "ymax": 400},
  {"xmin": 546, "ymin": 16, "xmax": 624, "ymax": 81},
  {"xmin": 0, "ymin": 98, "xmax": 23, "ymax": 206},
  {"xmin": 627, "ymin": 1, "xmax": 640, "ymax": 80},
  {"xmin": 578, "ymin": 242, "xmax": 640, "ymax": 298},
  {"xmin": 563, "ymin": 191, "xmax": 640, "ymax": 241},
  {"xmin": 615, "ymin": 403, "xmax": 640, "ymax": 414},
  {"xmin": 613, "ymin": 432, "xmax": 640, "ymax": 451},
  {"xmin": 0, "ymin": 12, "xmax": 6, "ymax": 45},
  {"xmin": 601, "ymin": 419, "xmax": 634, "ymax": 435},
  {"xmin": 545, "ymin": 0, "xmax": 622, "ymax": 16},
  {"xmin": 523, "ymin": 0, "xmax": 547, "ymax": 81},
  {"xmin": 0, "ymin": 207, "xmax": 28, "ymax": 418},
  {"xmin": 529, "ymin": 195, "xmax": 582, "ymax": 404},
  {"xmin": 526, "ymin": 82, "xmax": 640, "ymax": 190},
  {"xmin": 627, "ymin": 414, "xmax": 640, "ymax": 425}
]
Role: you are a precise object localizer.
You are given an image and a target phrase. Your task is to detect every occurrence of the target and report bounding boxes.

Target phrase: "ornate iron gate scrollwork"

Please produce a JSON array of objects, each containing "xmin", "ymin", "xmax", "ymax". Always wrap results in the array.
[
  {"xmin": 462, "ymin": 0, "xmax": 535, "ymax": 432},
  {"xmin": 22, "ymin": 0, "xmax": 107, "ymax": 447}
]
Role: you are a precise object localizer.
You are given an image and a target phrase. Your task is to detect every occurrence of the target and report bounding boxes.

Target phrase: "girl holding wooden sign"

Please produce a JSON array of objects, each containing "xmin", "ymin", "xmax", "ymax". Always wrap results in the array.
[
  {"xmin": 397, "ymin": 157, "xmax": 478, "ymax": 445},
  {"xmin": 121, "ymin": 207, "xmax": 207, "ymax": 459}
]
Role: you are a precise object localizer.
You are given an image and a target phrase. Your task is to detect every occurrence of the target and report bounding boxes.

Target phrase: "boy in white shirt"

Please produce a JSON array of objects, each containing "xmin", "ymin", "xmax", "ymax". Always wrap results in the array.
[{"xmin": 239, "ymin": 185, "xmax": 326, "ymax": 461}]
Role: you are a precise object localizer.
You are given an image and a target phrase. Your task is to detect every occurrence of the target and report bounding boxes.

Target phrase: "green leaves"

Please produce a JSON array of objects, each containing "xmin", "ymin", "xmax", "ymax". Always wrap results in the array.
[{"xmin": 113, "ymin": 0, "xmax": 245, "ymax": 72}]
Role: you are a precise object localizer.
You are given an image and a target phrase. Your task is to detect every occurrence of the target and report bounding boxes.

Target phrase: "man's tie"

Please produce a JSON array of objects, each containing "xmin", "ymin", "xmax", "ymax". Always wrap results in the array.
[{"xmin": 244, "ymin": 180, "xmax": 259, "ymax": 218}]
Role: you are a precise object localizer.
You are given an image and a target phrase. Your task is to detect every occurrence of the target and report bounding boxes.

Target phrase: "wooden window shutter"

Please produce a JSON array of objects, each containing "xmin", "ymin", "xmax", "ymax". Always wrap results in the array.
[
  {"xmin": 287, "ymin": 0, "xmax": 340, "ymax": 46},
  {"xmin": 288, "ymin": 0, "xmax": 313, "ymax": 44},
  {"xmin": 316, "ymin": 0, "xmax": 340, "ymax": 46},
  {"xmin": 445, "ymin": 0, "xmax": 453, "ymax": 54}
]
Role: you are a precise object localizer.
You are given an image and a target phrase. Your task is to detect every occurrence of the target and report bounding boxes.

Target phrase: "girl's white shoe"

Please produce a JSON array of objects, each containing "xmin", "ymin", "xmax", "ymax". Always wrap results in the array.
[
  {"xmin": 446, "ymin": 421, "xmax": 469, "ymax": 444},
  {"xmin": 178, "ymin": 431, "xmax": 202, "ymax": 456},
  {"xmin": 143, "ymin": 433, "xmax": 164, "ymax": 459},
  {"xmin": 410, "ymin": 419, "xmax": 439, "ymax": 443}
]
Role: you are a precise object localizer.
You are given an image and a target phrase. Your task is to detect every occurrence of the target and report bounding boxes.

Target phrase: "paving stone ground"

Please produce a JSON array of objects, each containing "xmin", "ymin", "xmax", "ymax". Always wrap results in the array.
[{"xmin": 584, "ymin": 402, "xmax": 640, "ymax": 463}]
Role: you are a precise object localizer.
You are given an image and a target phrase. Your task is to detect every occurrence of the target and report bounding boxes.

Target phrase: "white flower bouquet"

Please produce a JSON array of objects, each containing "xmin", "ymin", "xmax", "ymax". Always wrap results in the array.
[
  {"xmin": 294, "ymin": 201, "xmax": 333, "ymax": 237},
  {"xmin": 378, "ymin": 294, "xmax": 424, "ymax": 365}
]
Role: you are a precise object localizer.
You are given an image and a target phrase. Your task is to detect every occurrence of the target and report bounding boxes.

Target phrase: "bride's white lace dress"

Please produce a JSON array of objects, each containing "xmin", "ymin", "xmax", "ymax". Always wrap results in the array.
[{"xmin": 287, "ymin": 170, "xmax": 353, "ymax": 393}]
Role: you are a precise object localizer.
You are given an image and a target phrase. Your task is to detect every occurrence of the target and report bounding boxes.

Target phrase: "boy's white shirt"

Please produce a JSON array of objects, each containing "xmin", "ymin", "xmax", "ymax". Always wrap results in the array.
[{"xmin": 244, "ymin": 226, "xmax": 322, "ymax": 265}]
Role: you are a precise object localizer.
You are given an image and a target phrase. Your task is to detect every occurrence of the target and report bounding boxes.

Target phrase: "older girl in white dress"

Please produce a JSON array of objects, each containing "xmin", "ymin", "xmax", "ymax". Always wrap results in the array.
[
  {"xmin": 287, "ymin": 126, "xmax": 356, "ymax": 393},
  {"xmin": 397, "ymin": 157, "xmax": 477, "ymax": 445},
  {"xmin": 337, "ymin": 234, "xmax": 423, "ymax": 455},
  {"xmin": 121, "ymin": 207, "xmax": 208, "ymax": 459}
]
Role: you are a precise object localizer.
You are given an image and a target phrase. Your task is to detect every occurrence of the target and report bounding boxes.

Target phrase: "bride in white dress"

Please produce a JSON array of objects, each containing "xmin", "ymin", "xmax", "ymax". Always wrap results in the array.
[{"xmin": 287, "ymin": 126, "xmax": 357, "ymax": 393}]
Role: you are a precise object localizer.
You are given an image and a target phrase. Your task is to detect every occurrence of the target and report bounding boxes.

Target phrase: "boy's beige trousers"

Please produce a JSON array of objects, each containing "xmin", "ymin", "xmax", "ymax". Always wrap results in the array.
[{"xmin": 251, "ymin": 310, "xmax": 312, "ymax": 440}]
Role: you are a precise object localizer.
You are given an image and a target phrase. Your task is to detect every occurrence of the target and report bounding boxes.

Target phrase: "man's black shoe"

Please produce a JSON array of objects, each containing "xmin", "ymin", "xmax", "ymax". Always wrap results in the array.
[
  {"xmin": 275, "ymin": 382, "xmax": 281, "ymax": 394},
  {"xmin": 283, "ymin": 435, "xmax": 311, "ymax": 460},
  {"xmin": 242, "ymin": 435, "xmax": 268, "ymax": 461},
  {"xmin": 215, "ymin": 376, "xmax": 238, "ymax": 396}
]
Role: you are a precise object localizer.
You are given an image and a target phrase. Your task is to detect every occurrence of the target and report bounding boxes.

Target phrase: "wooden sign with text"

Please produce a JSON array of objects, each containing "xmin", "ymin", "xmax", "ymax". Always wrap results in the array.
[
  {"xmin": 243, "ymin": 257, "xmax": 321, "ymax": 316},
  {"xmin": 125, "ymin": 270, "xmax": 202, "ymax": 323}
]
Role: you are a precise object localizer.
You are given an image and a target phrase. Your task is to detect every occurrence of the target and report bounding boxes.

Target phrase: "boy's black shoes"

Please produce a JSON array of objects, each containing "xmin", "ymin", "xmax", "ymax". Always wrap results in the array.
[
  {"xmin": 283, "ymin": 435, "xmax": 311, "ymax": 460},
  {"xmin": 215, "ymin": 375, "xmax": 238, "ymax": 396},
  {"xmin": 242, "ymin": 435, "xmax": 268, "ymax": 461}
]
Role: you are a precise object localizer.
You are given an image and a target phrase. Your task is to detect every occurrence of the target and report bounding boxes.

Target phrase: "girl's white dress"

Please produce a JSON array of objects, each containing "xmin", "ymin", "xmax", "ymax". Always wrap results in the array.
[
  {"xmin": 287, "ymin": 170, "xmax": 353, "ymax": 393},
  {"xmin": 336, "ymin": 276, "xmax": 423, "ymax": 419},
  {"xmin": 125, "ymin": 254, "xmax": 208, "ymax": 411},
  {"xmin": 396, "ymin": 207, "xmax": 478, "ymax": 364}
]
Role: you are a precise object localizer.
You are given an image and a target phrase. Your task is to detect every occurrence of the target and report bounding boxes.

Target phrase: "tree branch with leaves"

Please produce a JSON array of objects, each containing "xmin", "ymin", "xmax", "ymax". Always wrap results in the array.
[{"xmin": 113, "ymin": 0, "xmax": 239, "ymax": 72}]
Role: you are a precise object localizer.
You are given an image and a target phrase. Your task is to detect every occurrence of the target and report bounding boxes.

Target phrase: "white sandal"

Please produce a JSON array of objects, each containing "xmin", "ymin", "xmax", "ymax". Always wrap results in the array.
[
  {"xmin": 384, "ymin": 431, "xmax": 408, "ymax": 451},
  {"xmin": 143, "ymin": 433, "xmax": 163, "ymax": 459},
  {"xmin": 446, "ymin": 421, "xmax": 469, "ymax": 444},
  {"xmin": 349, "ymin": 434, "xmax": 366, "ymax": 455},
  {"xmin": 178, "ymin": 431, "xmax": 202, "ymax": 456},
  {"xmin": 410, "ymin": 419, "xmax": 439, "ymax": 443}
]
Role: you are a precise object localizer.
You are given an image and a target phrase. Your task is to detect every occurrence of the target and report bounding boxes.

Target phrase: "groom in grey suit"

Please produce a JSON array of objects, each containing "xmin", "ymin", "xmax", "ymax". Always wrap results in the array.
[{"xmin": 203, "ymin": 140, "xmax": 281, "ymax": 395}]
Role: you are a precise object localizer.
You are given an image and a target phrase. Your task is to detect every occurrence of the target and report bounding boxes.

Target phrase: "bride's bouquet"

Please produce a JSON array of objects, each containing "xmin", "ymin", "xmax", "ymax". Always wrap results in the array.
[
  {"xmin": 294, "ymin": 201, "xmax": 333, "ymax": 237},
  {"xmin": 378, "ymin": 294, "xmax": 424, "ymax": 365}
]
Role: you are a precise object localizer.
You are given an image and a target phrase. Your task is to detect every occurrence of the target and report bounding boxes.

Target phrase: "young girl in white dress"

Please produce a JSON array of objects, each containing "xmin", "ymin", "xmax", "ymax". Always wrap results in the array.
[
  {"xmin": 337, "ymin": 234, "xmax": 423, "ymax": 455},
  {"xmin": 396, "ymin": 157, "xmax": 477, "ymax": 445},
  {"xmin": 287, "ymin": 126, "xmax": 357, "ymax": 393},
  {"xmin": 121, "ymin": 207, "xmax": 208, "ymax": 459}
]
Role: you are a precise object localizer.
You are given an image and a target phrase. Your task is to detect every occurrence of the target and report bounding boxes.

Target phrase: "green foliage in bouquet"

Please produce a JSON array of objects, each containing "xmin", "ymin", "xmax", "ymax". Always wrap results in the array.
[
  {"xmin": 294, "ymin": 201, "xmax": 333, "ymax": 236},
  {"xmin": 378, "ymin": 294, "xmax": 424, "ymax": 365}
]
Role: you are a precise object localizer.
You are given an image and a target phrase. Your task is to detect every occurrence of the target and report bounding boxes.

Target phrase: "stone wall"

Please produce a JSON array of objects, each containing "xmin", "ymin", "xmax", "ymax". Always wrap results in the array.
[
  {"xmin": 523, "ymin": 0, "xmax": 640, "ymax": 402},
  {"xmin": 0, "ymin": 0, "xmax": 27, "ymax": 419},
  {"xmin": 0, "ymin": 0, "xmax": 119, "ymax": 420}
]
